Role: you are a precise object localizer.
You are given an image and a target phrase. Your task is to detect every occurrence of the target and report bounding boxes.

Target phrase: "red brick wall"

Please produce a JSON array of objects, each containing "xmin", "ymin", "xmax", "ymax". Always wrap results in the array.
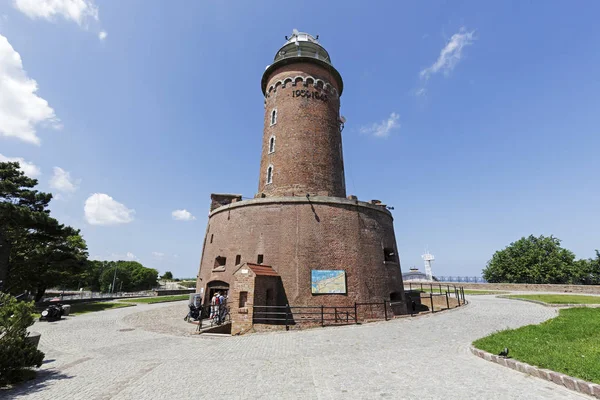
[
  {"xmin": 258, "ymin": 62, "xmax": 346, "ymax": 198},
  {"xmin": 197, "ymin": 198, "xmax": 406, "ymax": 310},
  {"xmin": 230, "ymin": 267, "xmax": 255, "ymax": 335}
]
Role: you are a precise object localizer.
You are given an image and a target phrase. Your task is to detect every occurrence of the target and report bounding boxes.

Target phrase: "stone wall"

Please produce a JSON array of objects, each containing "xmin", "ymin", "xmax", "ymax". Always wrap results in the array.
[
  {"xmin": 420, "ymin": 283, "xmax": 600, "ymax": 294},
  {"xmin": 153, "ymin": 289, "xmax": 195, "ymax": 296},
  {"xmin": 230, "ymin": 267, "xmax": 255, "ymax": 336}
]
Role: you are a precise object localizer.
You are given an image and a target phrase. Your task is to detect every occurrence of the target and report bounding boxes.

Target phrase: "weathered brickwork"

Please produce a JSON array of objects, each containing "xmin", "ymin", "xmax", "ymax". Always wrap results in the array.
[
  {"xmin": 258, "ymin": 62, "xmax": 345, "ymax": 198},
  {"xmin": 196, "ymin": 33, "xmax": 407, "ymax": 330},
  {"xmin": 197, "ymin": 197, "xmax": 406, "ymax": 309}
]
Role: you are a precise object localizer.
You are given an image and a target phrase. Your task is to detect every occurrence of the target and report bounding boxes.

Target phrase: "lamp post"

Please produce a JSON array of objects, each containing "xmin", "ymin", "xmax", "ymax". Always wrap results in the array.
[{"xmin": 111, "ymin": 265, "xmax": 118, "ymax": 294}]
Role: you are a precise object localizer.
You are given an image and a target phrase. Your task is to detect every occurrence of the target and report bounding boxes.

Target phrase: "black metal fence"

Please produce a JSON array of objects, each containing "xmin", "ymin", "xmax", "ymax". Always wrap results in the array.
[
  {"xmin": 189, "ymin": 304, "xmax": 231, "ymax": 331},
  {"xmin": 252, "ymin": 286, "xmax": 465, "ymax": 331}
]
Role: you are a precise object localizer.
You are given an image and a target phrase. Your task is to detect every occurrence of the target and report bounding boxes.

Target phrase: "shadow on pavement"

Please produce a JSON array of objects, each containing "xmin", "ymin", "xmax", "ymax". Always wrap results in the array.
[{"xmin": 2, "ymin": 369, "xmax": 72, "ymax": 399}]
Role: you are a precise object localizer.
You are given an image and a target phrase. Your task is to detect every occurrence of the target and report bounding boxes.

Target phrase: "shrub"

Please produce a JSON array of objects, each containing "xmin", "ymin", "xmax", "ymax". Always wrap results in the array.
[{"xmin": 0, "ymin": 293, "xmax": 45, "ymax": 386}]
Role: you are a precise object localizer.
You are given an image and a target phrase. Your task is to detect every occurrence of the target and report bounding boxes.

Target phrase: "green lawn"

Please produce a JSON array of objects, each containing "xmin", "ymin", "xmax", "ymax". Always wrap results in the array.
[
  {"xmin": 473, "ymin": 308, "xmax": 600, "ymax": 384},
  {"xmin": 506, "ymin": 294, "xmax": 600, "ymax": 304},
  {"xmin": 120, "ymin": 294, "xmax": 189, "ymax": 304}
]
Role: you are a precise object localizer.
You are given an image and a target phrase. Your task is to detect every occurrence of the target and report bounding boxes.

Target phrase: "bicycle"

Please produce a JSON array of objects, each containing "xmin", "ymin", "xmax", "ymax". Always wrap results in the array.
[{"xmin": 211, "ymin": 305, "xmax": 230, "ymax": 326}]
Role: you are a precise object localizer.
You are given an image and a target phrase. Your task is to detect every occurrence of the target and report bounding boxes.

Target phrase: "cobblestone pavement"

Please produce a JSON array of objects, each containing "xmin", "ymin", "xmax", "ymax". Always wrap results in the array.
[{"xmin": 7, "ymin": 296, "xmax": 592, "ymax": 400}]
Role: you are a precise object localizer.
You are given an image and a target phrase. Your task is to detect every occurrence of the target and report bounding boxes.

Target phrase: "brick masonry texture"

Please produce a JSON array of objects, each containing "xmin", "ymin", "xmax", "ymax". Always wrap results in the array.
[
  {"xmin": 195, "ymin": 40, "xmax": 407, "ymax": 328},
  {"xmin": 259, "ymin": 62, "xmax": 345, "ymax": 198},
  {"xmin": 470, "ymin": 346, "xmax": 600, "ymax": 398},
  {"xmin": 197, "ymin": 197, "xmax": 406, "ymax": 311}
]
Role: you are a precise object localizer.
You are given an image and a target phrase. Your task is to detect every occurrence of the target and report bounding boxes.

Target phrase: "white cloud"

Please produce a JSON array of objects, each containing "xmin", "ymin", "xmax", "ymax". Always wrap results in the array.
[
  {"xmin": 420, "ymin": 27, "xmax": 475, "ymax": 80},
  {"xmin": 14, "ymin": 0, "xmax": 99, "ymax": 26},
  {"xmin": 98, "ymin": 30, "xmax": 107, "ymax": 40},
  {"xmin": 0, "ymin": 34, "xmax": 59, "ymax": 145},
  {"xmin": 0, "ymin": 154, "xmax": 41, "ymax": 177},
  {"xmin": 415, "ymin": 88, "xmax": 427, "ymax": 97},
  {"xmin": 172, "ymin": 209, "xmax": 196, "ymax": 221},
  {"xmin": 360, "ymin": 113, "xmax": 400, "ymax": 138},
  {"xmin": 126, "ymin": 252, "xmax": 136, "ymax": 260},
  {"xmin": 84, "ymin": 193, "xmax": 135, "ymax": 226},
  {"xmin": 49, "ymin": 166, "xmax": 79, "ymax": 193},
  {"xmin": 152, "ymin": 252, "xmax": 165, "ymax": 257}
]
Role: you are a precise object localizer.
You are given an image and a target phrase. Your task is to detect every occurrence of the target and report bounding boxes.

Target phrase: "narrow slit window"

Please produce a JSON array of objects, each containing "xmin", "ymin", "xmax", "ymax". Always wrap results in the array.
[
  {"xmin": 257, "ymin": 254, "xmax": 264, "ymax": 264},
  {"xmin": 210, "ymin": 234, "xmax": 214, "ymax": 244},
  {"xmin": 270, "ymin": 109, "xmax": 277, "ymax": 125},
  {"xmin": 269, "ymin": 136, "xmax": 275, "ymax": 153},
  {"xmin": 266, "ymin": 165, "xmax": 273, "ymax": 184},
  {"xmin": 235, "ymin": 254, "xmax": 241, "ymax": 265}
]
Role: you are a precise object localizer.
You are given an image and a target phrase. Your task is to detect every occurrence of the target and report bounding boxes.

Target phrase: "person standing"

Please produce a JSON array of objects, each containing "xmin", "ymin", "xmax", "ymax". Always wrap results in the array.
[
  {"xmin": 218, "ymin": 292, "xmax": 227, "ymax": 324},
  {"xmin": 210, "ymin": 292, "xmax": 220, "ymax": 319}
]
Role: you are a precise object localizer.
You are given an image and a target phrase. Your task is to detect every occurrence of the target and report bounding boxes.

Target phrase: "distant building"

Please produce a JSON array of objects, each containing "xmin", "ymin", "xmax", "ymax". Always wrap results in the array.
[{"xmin": 403, "ymin": 267, "xmax": 435, "ymax": 282}]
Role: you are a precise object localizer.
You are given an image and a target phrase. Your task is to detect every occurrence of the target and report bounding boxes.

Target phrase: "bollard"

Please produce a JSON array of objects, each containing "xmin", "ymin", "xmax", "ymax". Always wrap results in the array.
[
  {"xmin": 383, "ymin": 300, "xmax": 388, "ymax": 321},
  {"xmin": 430, "ymin": 293, "xmax": 435, "ymax": 313},
  {"xmin": 321, "ymin": 305, "xmax": 324, "ymax": 327},
  {"xmin": 285, "ymin": 304, "xmax": 289, "ymax": 331},
  {"xmin": 354, "ymin": 302, "xmax": 358, "ymax": 324}
]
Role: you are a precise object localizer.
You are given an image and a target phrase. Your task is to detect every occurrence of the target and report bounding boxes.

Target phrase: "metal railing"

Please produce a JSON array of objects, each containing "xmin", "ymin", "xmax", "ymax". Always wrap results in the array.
[
  {"xmin": 404, "ymin": 284, "xmax": 466, "ymax": 312},
  {"xmin": 251, "ymin": 297, "xmax": 437, "ymax": 331},
  {"xmin": 435, "ymin": 276, "xmax": 488, "ymax": 283},
  {"xmin": 41, "ymin": 290, "xmax": 154, "ymax": 302}
]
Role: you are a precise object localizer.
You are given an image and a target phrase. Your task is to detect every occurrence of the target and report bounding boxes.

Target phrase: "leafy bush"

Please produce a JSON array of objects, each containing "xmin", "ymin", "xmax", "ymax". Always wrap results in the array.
[
  {"xmin": 0, "ymin": 292, "xmax": 44, "ymax": 386},
  {"xmin": 482, "ymin": 235, "xmax": 578, "ymax": 284}
]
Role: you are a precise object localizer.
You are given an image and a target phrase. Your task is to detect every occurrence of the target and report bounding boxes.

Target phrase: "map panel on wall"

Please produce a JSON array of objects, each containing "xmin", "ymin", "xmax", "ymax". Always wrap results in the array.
[{"xmin": 311, "ymin": 270, "xmax": 346, "ymax": 294}]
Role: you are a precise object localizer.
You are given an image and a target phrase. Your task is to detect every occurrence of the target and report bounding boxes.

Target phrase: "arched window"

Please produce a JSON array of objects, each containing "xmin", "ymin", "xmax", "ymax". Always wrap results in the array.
[
  {"xmin": 268, "ymin": 136, "xmax": 275, "ymax": 153},
  {"xmin": 270, "ymin": 109, "xmax": 277, "ymax": 125},
  {"xmin": 266, "ymin": 165, "xmax": 273, "ymax": 184}
]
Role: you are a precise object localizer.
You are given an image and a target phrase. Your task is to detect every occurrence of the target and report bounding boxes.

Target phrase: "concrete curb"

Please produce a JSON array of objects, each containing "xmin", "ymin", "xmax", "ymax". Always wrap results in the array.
[
  {"xmin": 498, "ymin": 296, "xmax": 600, "ymax": 308},
  {"xmin": 469, "ymin": 346, "xmax": 600, "ymax": 398}
]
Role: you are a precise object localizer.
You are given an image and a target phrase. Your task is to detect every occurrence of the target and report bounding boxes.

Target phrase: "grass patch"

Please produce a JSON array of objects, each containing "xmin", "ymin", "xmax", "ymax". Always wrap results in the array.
[
  {"xmin": 120, "ymin": 295, "xmax": 189, "ymax": 304},
  {"xmin": 506, "ymin": 294, "xmax": 600, "ymax": 304},
  {"xmin": 69, "ymin": 302, "xmax": 136, "ymax": 314},
  {"xmin": 473, "ymin": 308, "xmax": 600, "ymax": 384}
]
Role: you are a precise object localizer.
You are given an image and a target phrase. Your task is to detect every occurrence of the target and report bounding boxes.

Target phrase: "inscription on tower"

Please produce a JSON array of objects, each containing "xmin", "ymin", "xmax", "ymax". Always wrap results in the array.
[{"xmin": 292, "ymin": 89, "xmax": 328, "ymax": 101}]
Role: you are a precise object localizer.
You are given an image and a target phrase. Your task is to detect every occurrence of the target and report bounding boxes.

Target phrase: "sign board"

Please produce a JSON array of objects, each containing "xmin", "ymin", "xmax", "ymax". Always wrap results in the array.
[{"xmin": 311, "ymin": 270, "xmax": 346, "ymax": 294}]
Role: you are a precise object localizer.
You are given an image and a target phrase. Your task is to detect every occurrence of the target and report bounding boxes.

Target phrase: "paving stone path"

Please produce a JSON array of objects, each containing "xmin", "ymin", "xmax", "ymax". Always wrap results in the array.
[{"xmin": 7, "ymin": 296, "xmax": 592, "ymax": 399}]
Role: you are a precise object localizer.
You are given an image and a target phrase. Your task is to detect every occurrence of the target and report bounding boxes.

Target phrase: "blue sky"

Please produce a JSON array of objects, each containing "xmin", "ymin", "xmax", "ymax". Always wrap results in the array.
[{"xmin": 1, "ymin": 1, "xmax": 599, "ymax": 279}]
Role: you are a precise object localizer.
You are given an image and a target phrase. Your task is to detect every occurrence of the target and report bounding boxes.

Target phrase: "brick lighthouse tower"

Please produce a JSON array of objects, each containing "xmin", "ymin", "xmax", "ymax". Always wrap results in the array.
[
  {"xmin": 258, "ymin": 31, "xmax": 346, "ymax": 198},
  {"xmin": 196, "ymin": 31, "xmax": 407, "ymax": 334}
]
